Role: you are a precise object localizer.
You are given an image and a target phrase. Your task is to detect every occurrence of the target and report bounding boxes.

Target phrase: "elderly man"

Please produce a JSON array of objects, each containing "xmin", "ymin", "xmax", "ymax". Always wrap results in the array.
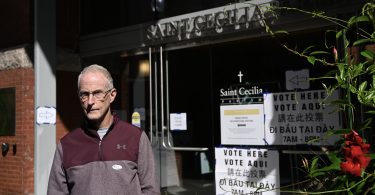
[{"xmin": 47, "ymin": 64, "xmax": 160, "ymax": 195}]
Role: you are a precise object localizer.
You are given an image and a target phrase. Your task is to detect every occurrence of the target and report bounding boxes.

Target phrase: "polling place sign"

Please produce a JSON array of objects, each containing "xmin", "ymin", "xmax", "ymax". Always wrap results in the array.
[
  {"xmin": 264, "ymin": 90, "xmax": 340, "ymax": 145},
  {"xmin": 215, "ymin": 147, "xmax": 280, "ymax": 195},
  {"xmin": 220, "ymin": 104, "xmax": 265, "ymax": 145}
]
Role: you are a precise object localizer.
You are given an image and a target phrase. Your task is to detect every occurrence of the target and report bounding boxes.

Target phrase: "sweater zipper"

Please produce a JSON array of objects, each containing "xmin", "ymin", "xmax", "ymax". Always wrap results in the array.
[{"xmin": 99, "ymin": 140, "xmax": 103, "ymax": 160}]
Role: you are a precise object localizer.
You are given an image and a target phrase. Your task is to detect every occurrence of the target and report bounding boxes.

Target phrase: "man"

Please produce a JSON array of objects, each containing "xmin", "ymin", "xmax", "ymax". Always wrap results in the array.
[{"xmin": 47, "ymin": 64, "xmax": 160, "ymax": 195}]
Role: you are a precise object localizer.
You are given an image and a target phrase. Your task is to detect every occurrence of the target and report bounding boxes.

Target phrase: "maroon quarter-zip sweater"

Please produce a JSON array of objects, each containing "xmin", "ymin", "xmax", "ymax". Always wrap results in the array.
[{"xmin": 47, "ymin": 115, "xmax": 160, "ymax": 195}]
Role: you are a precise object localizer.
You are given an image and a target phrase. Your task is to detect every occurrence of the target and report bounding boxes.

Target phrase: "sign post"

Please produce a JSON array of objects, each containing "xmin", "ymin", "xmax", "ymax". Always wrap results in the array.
[{"xmin": 34, "ymin": 0, "xmax": 56, "ymax": 194}]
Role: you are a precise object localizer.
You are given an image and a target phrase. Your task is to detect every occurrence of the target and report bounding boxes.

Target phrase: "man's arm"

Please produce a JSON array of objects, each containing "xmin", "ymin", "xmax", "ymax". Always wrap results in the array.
[
  {"xmin": 47, "ymin": 143, "xmax": 70, "ymax": 195},
  {"xmin": 137, "ymin": 132, "xmax": 160, "ymax": 195}
]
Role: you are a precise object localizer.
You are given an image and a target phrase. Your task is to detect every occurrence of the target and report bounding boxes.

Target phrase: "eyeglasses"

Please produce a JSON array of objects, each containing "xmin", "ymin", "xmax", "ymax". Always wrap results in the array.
[{"xmin": 79, "ymin": 88, "xmax": 113, "ymax": 101}]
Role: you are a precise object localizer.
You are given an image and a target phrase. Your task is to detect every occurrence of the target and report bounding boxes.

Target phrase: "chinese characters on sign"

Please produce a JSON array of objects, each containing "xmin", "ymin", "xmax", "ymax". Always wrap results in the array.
[
  {"xmin": 215, "ymin": 147, "xmax": 280, "ymax": 195},
  {"xmin": 219, "ymin": 88, "xmax": 340, "ymax": 146},
  {"xmin": 264, "ymin": 90, "xmax": 340, "ymax": 145}
]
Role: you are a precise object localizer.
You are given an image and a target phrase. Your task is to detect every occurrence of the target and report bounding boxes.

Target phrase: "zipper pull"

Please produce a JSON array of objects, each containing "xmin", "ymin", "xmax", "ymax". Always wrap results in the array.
[{"xmin": 98, "ymin": 140, "xmax": 102, "ymax": 160}]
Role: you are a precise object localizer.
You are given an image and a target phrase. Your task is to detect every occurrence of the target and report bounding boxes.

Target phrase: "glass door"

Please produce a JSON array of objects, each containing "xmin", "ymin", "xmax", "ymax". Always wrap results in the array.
[
  {"xmin": 84, "ymin": 46, "xmax": 217, "ymax": 194},
  {"xmin": 149, "ymin": 46, "xmax": 216, "ymax": 195}
]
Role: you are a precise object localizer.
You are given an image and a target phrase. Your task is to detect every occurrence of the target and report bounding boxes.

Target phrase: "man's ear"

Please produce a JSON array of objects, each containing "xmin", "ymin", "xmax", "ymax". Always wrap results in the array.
[{"xmin": 109, "ymin": 88, "xmax": 117, "ymax": 103}]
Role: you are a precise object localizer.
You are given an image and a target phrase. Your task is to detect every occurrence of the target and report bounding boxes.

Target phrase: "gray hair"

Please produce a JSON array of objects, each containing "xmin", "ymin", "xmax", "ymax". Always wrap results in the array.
[{"xmin": 77, "ymin": 64, "xmax": 114, "ymax": 90}]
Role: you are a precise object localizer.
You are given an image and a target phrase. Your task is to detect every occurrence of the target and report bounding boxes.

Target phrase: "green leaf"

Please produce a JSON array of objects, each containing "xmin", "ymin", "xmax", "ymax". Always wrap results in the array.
[
  {"xmin": 310, "ymin": 172, "xmax": 327, "ymax": 177},
  {"xmin": 359, "ymin": 81, "xmax": 368, "ymax": 91},
  {"xmin": 353, "ymin": 38, "xmax": 375, "ymax": 46},
  {"xmin": 349, "ymin": 84, "xmax": 357, "ymax": 93},
  {"xmin": 361, "ymin": 49, "xmax": 375, "ymax": 60},
  {"xmin": 302, "ymin": 46, "xmax": 315, "ymax": 55},
  {"xmin": 337, "ymin": 63, "xmax": 346, "ymax": 80},
  {"xmin": 273, "ymin": 30, "xmax": 289, "ymax": 35},
  {"xmin": 355, "ymin": 179, "xmax": 366, "ymax": 193},
  {"xmin": 348, "ymin": 15, "xmax": 370, "ymax": 28},
  {"xmin": 368, "ymin": 64, "xmax": 375, "ymax": 74},
  {"xmin": 310, "ymin": 157, "xmax": 319, "ymax": 170},
  {"xmin": 307, "ymin": 56, "xmax": 316, "ymax": 65},
  {"xmin": 352, "ymin": 63, "xmax": 365, "ymax": 77},
  {"xmin": 367, "ymin": 153, "xmax": 375, "ymax": 159},
  {"xmin": 336, "ymin": 29, "xmax": 344, "ymax": 39},
  {"xmin": 327, "ymin": 152, "xmax": 341, "ymax": 164},
  {"xmin": 358, "ymin": 117, "xmax": 373, "ymax": 131},
  {"xmin": 309, "ymin": 153, "xmax": 342, "ymax": 178},
  {"xmin": 310, "ymin": 51, "xmax": 330, "ymax": 55},
  {"xmin": 366, "ymin": 91, "xmax": 375, "ymax": 103}
]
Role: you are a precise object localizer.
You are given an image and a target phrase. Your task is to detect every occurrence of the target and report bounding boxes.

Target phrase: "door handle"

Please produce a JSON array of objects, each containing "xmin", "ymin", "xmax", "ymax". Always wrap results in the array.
[
  {"xmin": 148, "ymin": 47, "xmax": 158, "ymax": 146},
  {"xmin": 161, "ymin": 126, "xmax": 208, "ymax": 151},
  {"xmin": 159, "ymin": 46, "xmax": 208, "ymax": 152}
]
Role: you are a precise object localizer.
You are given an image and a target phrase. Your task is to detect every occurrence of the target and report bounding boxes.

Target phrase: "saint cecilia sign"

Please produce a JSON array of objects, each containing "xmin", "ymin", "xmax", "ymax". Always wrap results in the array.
[{"xmin": 145, "ymin": 0, "xmax": 278, "ymax": 44}]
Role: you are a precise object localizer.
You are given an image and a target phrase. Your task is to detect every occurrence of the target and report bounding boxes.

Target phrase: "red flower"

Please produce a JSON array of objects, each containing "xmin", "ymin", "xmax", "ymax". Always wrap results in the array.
[
  {"xmin": 358, "ymin": 156, "xmax": 371, "ymax": 168},
  {"xmin": 342, "ymin": 146, "xmax": 351, "ymax": 157},
  {"xmin": 361, "ymin": 143, "xmax": 370, "ymax": 153},
  {"xmin": 340, "ymin": 160, "xmax": 362, "ymax": 176},
  {"xmin": 340, "ymin": 130, "xmax": 371, "ymax": 177},
  {"xmin": 344, "ymin": 130, "xmax": 364, "ymax": 145},
  {"xmin": 350, "ymin": 146, "xmax": 364, "ymax": 158}
]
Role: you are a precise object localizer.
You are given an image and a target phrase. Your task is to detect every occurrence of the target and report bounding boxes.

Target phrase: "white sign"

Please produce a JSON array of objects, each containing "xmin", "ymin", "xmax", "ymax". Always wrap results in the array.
[
  {"xmin": 220, "ymin": 104, "xmax": 265, "ymax": 145},
  {"xmin": 170, "ymin": 113, "xmax": 187, "ymax": 130},
  {"xmin": 215, "ymin": 147, "xmax": 280, "ymax": 195},
  {"xmin": 285, "ymin": 69, "xmax": 309, "ymax": 90},
  {"xmin": 36, "ymin": 106, "xmax": 56, "ymax": 125},
  {"xmin": 264, "ymin": 90, "xmax": 340, "ymax": 145}
]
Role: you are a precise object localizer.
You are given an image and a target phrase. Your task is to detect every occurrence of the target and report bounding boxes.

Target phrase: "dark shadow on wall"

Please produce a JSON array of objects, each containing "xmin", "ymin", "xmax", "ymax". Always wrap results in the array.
[{"xmin": 56, "ymin": 71, "xmax": 83, "ymax": 135}]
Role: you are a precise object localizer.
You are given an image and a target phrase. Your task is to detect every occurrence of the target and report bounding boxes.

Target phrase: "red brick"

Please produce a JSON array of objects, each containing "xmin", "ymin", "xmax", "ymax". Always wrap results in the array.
[{"xmin": 0, "ymin": 68, "xmax": 35, "ymax": 194}]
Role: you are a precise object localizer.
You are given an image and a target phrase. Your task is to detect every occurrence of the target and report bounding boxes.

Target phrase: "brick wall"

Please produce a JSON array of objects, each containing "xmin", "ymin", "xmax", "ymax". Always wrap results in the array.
[
  {"xmin": 0, "ymin": 69, "xmax": 82, "ymax": 195},
  {"xmin": 0, "ymin": 68, "xmax": 34, "ymax": 195}
]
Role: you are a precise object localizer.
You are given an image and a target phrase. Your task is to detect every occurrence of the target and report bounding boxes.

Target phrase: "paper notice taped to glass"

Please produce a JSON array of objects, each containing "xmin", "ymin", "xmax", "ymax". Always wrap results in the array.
[{"xmin": 170, "ymin": 113, "xmax": 187, "ymax": 131}]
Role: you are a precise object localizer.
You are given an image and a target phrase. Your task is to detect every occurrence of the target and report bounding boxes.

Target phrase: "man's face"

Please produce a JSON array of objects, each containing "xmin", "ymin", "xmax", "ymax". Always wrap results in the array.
[{"xmin": 78, "ymin": 71, "xmax": 116, "ymax": 123}]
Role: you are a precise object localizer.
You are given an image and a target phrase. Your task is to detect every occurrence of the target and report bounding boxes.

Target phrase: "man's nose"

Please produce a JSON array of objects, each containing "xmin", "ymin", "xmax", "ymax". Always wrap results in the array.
[{"xmin": 87, "ymin": 94, "xmax": 95, "ymax": 104}]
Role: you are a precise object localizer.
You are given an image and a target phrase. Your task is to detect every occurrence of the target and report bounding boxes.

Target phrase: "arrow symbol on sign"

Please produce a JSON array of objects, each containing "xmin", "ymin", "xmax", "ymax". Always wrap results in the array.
[
  {"xmin": 289, "ymin": 75, "xmax": 308, "ymax": 85},
  {"xmin": 39, "ymin": 111, "xmax": 53, "ymax": 119}
]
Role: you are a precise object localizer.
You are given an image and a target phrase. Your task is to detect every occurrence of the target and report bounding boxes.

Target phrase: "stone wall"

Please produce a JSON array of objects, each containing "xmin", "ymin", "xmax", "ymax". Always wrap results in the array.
[{"xmin": 0, "ymin": 47, "xmax": 32, "ymax": 70}]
